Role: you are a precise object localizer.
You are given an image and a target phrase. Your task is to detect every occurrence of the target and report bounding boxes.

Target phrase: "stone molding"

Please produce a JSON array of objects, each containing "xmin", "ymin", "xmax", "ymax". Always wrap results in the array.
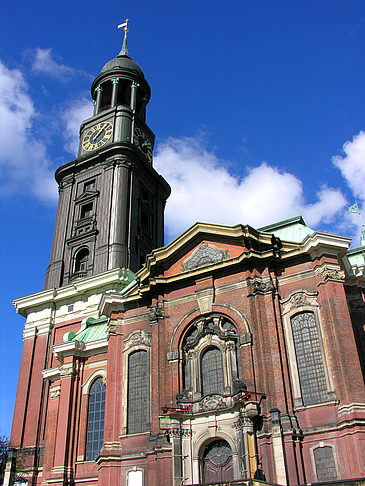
[
  {"xmin": 124, "ymin": 329, "xmax": 151, "ymax": 351},
  {"xmin": 280, "ymin": 289, "xmax": 318, "ymax": 315}
]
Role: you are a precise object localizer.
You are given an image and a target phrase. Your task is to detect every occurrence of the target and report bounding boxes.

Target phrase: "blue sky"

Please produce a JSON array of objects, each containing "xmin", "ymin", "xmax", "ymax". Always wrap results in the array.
[{"xmin": 1, "ymin": 0, "xmax": 365, "ymax": 436}]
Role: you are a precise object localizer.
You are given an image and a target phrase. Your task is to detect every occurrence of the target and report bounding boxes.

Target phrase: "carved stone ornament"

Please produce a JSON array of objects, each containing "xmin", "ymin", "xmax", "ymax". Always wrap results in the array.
[
  {"xmin": 168, "ymin": 428, "xmax": 192, "ymax": 438},
  {"xmin": 248, "ymin": 277, "xmax": 275, "ymax": 296},
  {"xmin": 176, "ymin": 388, "xmax": 193, "ymax": 402},
  {"xmin": 320, "ymin": 267, "xmax": 345, "ymax": 283},
  {"xmin": 148, "ymin": 301, "xmax": 164, "ymax": 324},
  {"xmin": 234, "ymin": 415, "xmax": 253, "ymax": 430},
  {"xmin": 184, "ymin": 315, "xmax": 238, "ymax": 351},
  {"xmin": 124, "ymin": 329, "xmax": 151, "ymax": 351},
  {"xmin": 59, "ymin": 363, "xmax": 75, "ymax": 379},
  {"xmin": 199, "ymin": 394, "xmax": 226, "ymax": 412},
  {"xmin": 233, "ymin": 379, "xmax": 248, "ymax": 394},
  {"xmin": 180, "ymin": 243, "xmax": 230, "ymax": 272},
  {"xmin": 50, "ymin": 385, "xmax": 61, "ymax": 400},
  {"xmin": 281, "ymin": 289, "xmax": 318, "ymax": 315},
  {"xmin": 107, "ymin": 321, "xmax": 119, "ymax": 339}
]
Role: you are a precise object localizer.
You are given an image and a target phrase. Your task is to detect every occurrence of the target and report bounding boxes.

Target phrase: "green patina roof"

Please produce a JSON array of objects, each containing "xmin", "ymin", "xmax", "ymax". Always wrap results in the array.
[
  {"xmin": 258, "ymin": 216, "xmax": 314, "ymax": 243},
  {"xmin": 63, "ymin": 317, "xmax": 109, "ymax": 344}
]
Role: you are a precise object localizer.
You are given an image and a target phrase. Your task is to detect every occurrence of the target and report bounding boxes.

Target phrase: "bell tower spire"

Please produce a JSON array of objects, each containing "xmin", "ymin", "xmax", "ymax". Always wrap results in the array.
[
  {"xmin": 117, "ymin": 18, "xmax": 130, "ymax": 57},
  {"xmin": 44, "ymin": 26, "xmax": 170, "ymax": 289}
]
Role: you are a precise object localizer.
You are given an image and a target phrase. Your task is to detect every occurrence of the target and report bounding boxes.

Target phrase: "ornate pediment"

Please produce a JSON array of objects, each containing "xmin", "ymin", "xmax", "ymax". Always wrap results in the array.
[{"xmin": 180, "ymin": 243, "xmax": 230, "ymax": 272}]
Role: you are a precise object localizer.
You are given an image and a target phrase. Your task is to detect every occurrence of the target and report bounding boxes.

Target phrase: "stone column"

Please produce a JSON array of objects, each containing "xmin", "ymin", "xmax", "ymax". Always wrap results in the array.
[
  {"xmin": 169, "ymin": 427, "xmax": 183, "ymax": 486},
  {"xmin": 111, "ymin": 78, "xmax": 119, "ymax": 107},
  {"xmin": 51, "ymin": 363, "xmax": 75, "ymax": 481},
  {"xmin": 270, "ymin": 408, "xmax": 288, "ymax": 485},
  {"xmin": 98, "ymin": 319, "xmax": 123, "ymax": 485},
  {"xmin": 94, "ymin": 85, "xmax": 103, "ymax": 114},
  {"xmin": 130, "ymin": 81, "xmax": 139, "ymax": 111},
  {"xmin": 108, "ymin": 158, "xmax": 132, "ymax": 270}
]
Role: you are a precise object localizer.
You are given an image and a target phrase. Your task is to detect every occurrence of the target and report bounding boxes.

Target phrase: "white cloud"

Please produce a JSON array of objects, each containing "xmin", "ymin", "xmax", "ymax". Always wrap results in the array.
[
  {"xmin": 0, "ymin": 60, "xmax": 57, "ymax": 202},
  {"xmin": 333, "ymin": 131, "xmax": 365, "ymax": 245},
  {"xmin": 31, "ymin": 48, "xmax": 90, "ymax": 81},
  {"xmin": 154, "ymin": 137, "xmax": 347, "ymax": 240},
  {"xmin": 62, "ymin": 98, "xmax": 93, "ymax": 155},
  {"xmin": 333, "ymin": 131, "xmax": 365, "ymax": 202}
]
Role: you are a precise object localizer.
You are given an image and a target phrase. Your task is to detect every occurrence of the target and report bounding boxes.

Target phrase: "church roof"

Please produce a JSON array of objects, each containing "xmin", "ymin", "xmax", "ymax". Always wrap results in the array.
[
  {"xmin": 100, "ymin": 54, "xmax": 144, "ymax": 77},
  {"xmin": 63, "ymin": 317, "xmax": 109, "ymax": 344},
  {"xmin": 258, "ymin": 215, "xmax": 314, "ymax": 243}
]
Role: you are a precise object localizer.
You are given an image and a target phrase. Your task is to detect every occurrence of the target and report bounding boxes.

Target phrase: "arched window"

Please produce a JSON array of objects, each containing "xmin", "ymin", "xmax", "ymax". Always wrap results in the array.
[
  {"xmin": 86, "ymin": 377, "xmax": 106, "ymax": 461},
  {"xmin": 291, "ymin": 312, "xmax": 328, "ymax": 405},
  {"xmin": 128, "ymin": 350, "xmax": 148, "ymax": 434},
  {"xmin": 201, "ymin": 347, "xmax": 224, "ymax": 396},
  {"xmin": 74, "ymin": 248, "xmax": 89, "ymax": 274},
  {"xmin": 314, "ymin": 446, "xmax": 337, "ymax": 481}
]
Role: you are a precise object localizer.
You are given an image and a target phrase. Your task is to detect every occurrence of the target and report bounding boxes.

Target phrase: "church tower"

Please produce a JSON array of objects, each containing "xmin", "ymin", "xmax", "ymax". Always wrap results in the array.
[{"xmin": 44, "ymin": 27, "xmax": 170, "ymax": 289}]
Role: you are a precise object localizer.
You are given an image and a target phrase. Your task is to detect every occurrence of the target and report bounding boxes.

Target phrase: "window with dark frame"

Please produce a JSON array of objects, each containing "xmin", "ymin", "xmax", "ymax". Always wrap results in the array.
[
  {"xmin": 84, "ymin": 179, "xmax": 96, "ymax": 192},
  {"xmin": 127, "ymin": 350, "xmax": 148, "ymax": 434},
  {"xmin": 80, "ymin": 202, "xmax": 93, "ymax": 219},
  {"xmin": 74, "ymin": 248, "xmax": 89, "ymax": 273},
  {"xmin": 201, "ymin": 347, "xmax": 224, "ymax": 396},
  {"xmin": 85, "ymin": 377, "xmax": 106, "ymax": 461},
  {"xmin": 291, "ymin": 312, "xmax": 328, "ymax": 405}
]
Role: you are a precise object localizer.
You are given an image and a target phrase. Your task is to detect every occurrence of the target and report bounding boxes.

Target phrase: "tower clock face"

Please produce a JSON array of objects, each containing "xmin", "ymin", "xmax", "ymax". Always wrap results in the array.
[
  {"xmin": 82, "ymin": 122, "xmax": 113, "ymax": 152},
  {"xmin": 134, "ymin": 127, "xmax": 153, "ymax": 162}
]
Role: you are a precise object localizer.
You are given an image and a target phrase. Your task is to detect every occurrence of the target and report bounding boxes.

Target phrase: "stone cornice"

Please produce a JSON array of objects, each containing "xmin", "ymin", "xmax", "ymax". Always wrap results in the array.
[
  {"xmin": 13, "ymin": 268, "xmax": 135, "ymax": 317},
  {"xmin": 302, "ymin": 231, "xmax": 351, "ymax": 259}
]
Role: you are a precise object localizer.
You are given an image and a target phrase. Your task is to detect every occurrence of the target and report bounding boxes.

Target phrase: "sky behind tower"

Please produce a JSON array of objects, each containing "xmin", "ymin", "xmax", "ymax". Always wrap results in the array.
[{"xmin": 1, "ymin": 0, "xmax": 365, "ymax": 436}]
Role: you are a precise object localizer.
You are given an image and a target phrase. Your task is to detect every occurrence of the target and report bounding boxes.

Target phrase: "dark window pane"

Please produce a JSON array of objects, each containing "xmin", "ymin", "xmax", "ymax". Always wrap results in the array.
[
  {"xmin": 128, "ymin": 350, "xmax": 148, "ymax": 434},
  {"xmin": 201, "ymin": 347, "xmax": 224, "ymax": 396},
  {"xmin": 291, "ymin": 312, "xmax": 328, "ymax": 405},
  {"xmin": 86, "ymin": 377, "xmax": 106, "ymax": 461},
  {"xmin": 314, "ymin": 447, "xmax": 337, "ymax": 480}
]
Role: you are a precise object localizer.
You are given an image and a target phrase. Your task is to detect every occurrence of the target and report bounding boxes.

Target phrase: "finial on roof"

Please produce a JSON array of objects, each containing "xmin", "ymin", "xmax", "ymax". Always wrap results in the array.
[{"xmin": 117, "ymin": 18, "xmax": 130, "ymax": 57}]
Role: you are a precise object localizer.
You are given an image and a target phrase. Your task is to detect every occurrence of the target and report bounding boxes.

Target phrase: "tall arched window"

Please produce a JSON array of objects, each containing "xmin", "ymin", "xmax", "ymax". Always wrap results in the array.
[
  {"xmin": 86, "ymin": 377, "xmax": 106, "ymax": 461},
  {"xmin": 128, "ymin": 350, "xmax": 148, "ymax": 434},
  {"xmin": 201, "ymin": 347, "xmax": 224, "ymax": 396},
  {"xmin": 291, "ymin": 312, "xmax": 328, "ymax": 405}
]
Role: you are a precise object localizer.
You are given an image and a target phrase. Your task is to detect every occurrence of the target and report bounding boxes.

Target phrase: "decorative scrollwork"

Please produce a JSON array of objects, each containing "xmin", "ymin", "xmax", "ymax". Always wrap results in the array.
[
  {"xmin": 248, "ymin": 277, "xmax": 275, "ymax": 296},
  {"xmin": 124, "ymin": 329, "xmax": 151, "ymax": 351},
  {"xmin": 320, "ymin": 267, "xmax": 345, "ymax": 283},
  {"xmin": 181, "ymin": 243, "xmax": 230, "ymax": 272},
  {"xmin": 199, "ymin": 394, "xmax": 226, "ymax": 412}
]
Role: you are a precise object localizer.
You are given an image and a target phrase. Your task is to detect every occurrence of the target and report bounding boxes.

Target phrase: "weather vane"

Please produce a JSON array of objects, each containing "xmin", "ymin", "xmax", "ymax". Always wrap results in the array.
[
  {"xmin": 118, "ymin": 19, "xmax": 129, "ymax": 36},
  {"xmin": 349, "ymin": 200, "xmax": 365, "ymax": 247}
]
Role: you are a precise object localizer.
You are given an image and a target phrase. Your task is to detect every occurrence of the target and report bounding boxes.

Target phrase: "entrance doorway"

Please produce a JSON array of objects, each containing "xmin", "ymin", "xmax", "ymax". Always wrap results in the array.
[{"xmin": 201, "ymin": 439, "xmax": 234, "ymax": 483}]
